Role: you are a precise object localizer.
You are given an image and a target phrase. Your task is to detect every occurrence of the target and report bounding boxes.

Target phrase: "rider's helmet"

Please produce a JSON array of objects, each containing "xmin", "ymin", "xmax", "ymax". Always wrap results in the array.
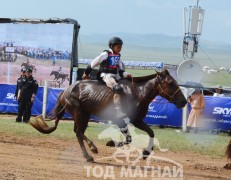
[{"xmin": 108, "ymin": 37, "xmax": 123, "ymax": 47}]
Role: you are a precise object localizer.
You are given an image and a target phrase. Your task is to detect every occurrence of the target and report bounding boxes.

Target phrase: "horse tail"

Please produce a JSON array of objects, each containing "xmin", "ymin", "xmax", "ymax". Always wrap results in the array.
[
  {"xmin": 225, "ymin": 139, "xmax": 231, "ymax": 160},
  {"xmin": 29, "ymin": 91, "xmax": 66, "ymax": 134}
]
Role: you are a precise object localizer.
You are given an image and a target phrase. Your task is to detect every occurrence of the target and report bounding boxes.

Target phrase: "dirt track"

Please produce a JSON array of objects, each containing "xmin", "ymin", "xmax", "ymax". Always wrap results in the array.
[{"xmin": 0, "ymin": 128, "xmax": 231, "ymax": 180}]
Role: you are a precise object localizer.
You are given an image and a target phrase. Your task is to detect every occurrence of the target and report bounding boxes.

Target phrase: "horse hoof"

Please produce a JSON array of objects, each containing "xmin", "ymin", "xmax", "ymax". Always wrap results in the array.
[
  {"xmin": 86, "ymin": 156, "xmax": 94, "ymax": 163},
  {"xmin": 106, "ymin": 140, "xmax": 115, "ymax": 147},
  {"xmin": 90, "ymin": 147, "xmax": 98, "ymax": 154},
  {"xmin": 224, "ymin": 163, "xmax": 231, "ymax": 169},
  {"xmin": 142, "ymin": 150, "xmax": 150, "ymax": 160}
]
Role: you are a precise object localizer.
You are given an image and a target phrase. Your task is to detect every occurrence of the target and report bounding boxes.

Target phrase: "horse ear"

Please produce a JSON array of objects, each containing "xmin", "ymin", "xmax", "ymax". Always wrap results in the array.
[
  {"xmin": 164, "ymin": 69, "xmax": 170, "ymax": 75},
  {"xmin": 155, "ymin": 70, "xmax": 162, "ymax": 76}
]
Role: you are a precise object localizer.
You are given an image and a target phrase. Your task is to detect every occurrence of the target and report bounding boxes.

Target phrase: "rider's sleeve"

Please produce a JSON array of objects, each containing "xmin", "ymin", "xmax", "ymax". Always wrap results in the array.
[
  {"xmin": 118, "ymin": 60, "xmax": 130, "ymax": 78},
  {"xmin": 90, "ymin": 51, "xmax": 108, "ymax": 69}
]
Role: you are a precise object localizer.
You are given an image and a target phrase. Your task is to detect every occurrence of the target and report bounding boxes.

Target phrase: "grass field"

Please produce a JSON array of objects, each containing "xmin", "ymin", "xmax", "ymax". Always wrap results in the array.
[{"xmin": 0, "ymin": 116, "xmax": 230, "ymax": 159}]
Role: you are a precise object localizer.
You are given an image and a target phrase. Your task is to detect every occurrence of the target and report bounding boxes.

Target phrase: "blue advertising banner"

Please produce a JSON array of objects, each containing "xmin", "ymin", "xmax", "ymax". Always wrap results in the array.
[
  {"xmin": 203, "ymin": 96, "xmax": 231, "ymax": 130},
  {"xmin": 1, "ymin": 84, "xmax": 231, "ymax": 130},
  {"xmin": 31, "ymin": 87, "xmax": 43, "ymax": 115},
  {"xmin": 46, "ymin": 88, "xmax": 72, "ymax": 118},
  {"xmin": 0, "ymin": 84, "xmax": 18, "ymax": 113},
  {"xmin": 46, "ymin": 88, "xmax": 61, "ymax": 116},
  {"xmin": 145, "ymin": 96, "xmax": 182, "ymax": 127},
  {"xmin": 0, "ymin": 84, "xmax": 43, "ymax": 115}
]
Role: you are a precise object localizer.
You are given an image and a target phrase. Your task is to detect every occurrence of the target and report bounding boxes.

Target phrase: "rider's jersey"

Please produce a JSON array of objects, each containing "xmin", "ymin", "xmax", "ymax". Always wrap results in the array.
[
  {"xmin": 99, "ymin": 50, "xmax": 120, "ymax": 74},
  {"xmin": 90, "ymin": 49, "xmax": 124, "ymax": 75}
]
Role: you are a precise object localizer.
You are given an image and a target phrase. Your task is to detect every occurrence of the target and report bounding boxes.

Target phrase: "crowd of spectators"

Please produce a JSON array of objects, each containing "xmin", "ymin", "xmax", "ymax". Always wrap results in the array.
[
  {"xmin": 0, "ymin": 43, "xmax": 71, "ymax": 61},
  {"xmin": 15, "ymin": 47, "xmax": 71, "ymax": 60}
]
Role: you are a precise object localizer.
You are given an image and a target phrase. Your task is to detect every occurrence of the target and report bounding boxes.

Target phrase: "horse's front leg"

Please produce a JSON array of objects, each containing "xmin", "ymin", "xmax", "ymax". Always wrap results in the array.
[{"xmin": 133, "ymin": 121, "xmax": 154, "ymax": 159}]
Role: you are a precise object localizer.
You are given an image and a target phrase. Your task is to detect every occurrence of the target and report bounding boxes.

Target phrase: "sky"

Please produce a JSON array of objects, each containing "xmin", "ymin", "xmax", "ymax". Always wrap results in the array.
[{"xmin": 1, "ymin": 0, "xmax": 231, "ymax": 44}]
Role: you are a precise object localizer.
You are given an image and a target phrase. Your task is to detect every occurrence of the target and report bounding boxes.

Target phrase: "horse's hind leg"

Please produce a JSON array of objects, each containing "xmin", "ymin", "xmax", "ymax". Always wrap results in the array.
[
  {"xmin": 81, "ymin": 113, "xmax": 98, "ymax": 154},
  {"xmin": 73, "ymin": 111, "xmax": 94, "ymax": 162}
]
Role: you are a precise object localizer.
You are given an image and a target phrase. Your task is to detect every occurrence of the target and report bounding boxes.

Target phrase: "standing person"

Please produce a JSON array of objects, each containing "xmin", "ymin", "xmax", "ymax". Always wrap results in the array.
[
  {"xmin": 16, "ymin": 68, "xmax": 38, "ymax": 123},
  {"xmin": 213, "ymin": 85, "xmax": 225, "ymax": 97},
  {"xmin": 186, "ymin": 89, "xmax": 205, "ymax": 133},
  {"xmin": 82, "ymin": 37, "xmax": 132, "ymax": 120},
  {"xmin": 52, "ymin": 56, "xmax": 56, "ymax": 65},
  {"xmin": 212, "ymin": 85, "xmax": 225, "ymax": 134},
  {"xmin": 15, "ymin": 67, "xmax": 27, "ymax": 123},
  {"xmin": 26, "ymin": 58, "xmax": 30, "ymax": 65}
]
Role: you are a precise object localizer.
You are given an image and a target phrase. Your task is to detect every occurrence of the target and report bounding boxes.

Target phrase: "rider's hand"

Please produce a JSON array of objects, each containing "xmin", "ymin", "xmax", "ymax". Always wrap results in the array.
[
  {"xmin": 126, "ymin": 74, "xmax": 132, "ymax": 78},
  {"xmin": 82, "ymin": 73, "xmax": 90, "ymax": 80}
]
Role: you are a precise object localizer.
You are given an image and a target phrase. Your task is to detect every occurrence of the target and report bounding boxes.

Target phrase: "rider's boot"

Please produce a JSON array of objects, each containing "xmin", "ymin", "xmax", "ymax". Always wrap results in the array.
[{"xmin": 113, "ymin": 93, "xmax": 126, "ymax": 120}]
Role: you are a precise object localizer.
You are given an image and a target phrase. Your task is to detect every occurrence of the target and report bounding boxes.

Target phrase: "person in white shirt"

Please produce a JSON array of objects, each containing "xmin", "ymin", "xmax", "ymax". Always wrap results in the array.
[
  {"xmin": 82, "ymin": 37, "xmax": 132, "ymax": 120},
  {"xmin": 213, "ymin": 85, "xmax": 225, "ymax": 97}
]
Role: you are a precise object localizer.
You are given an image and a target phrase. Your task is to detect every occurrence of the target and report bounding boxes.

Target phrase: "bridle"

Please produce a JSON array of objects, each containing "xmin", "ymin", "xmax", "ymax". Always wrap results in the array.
[
  {"xmin": 156, "ymin": 75, "xmax": 180, "ymax": 103},
  {"xmin": 131, "ymin": 74, "xmax": 180, "ymax": 103}
]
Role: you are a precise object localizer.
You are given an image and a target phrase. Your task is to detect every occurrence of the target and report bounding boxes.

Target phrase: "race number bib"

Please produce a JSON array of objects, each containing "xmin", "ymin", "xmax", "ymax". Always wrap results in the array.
[{"xmin": 108, "ymin": 55, "xmax": 120, "ymax": 66}]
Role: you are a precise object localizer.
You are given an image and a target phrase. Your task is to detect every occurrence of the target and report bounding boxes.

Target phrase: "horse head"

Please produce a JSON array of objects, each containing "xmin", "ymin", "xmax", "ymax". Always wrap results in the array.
[
  {"xmin": 50, "ymin": 71, "xmax": 54, "ymax": 76},
  {"xmin": 155, "ymin": 69, "xmax": 187, "ymax": 108}
]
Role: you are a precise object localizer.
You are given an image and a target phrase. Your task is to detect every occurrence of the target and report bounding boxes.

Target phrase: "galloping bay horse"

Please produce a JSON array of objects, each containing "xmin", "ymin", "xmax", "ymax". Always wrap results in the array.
[
  {"xmin": 50, "ymin": 70, "xmax": 69, "ymax": 84},
  {"xmin": 29, "ymin": 69, "xmax": 187, "ymax": 162}
]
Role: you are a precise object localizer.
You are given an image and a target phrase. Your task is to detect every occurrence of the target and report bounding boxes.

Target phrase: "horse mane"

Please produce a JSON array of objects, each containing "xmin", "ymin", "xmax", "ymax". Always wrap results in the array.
[
  {"xmin": 128, "ymin": 69, "xmax": 169, "ymax": 82},
  {"xmin": 129, "ymin": 73, "xmax": 158, "ymax": 82}
]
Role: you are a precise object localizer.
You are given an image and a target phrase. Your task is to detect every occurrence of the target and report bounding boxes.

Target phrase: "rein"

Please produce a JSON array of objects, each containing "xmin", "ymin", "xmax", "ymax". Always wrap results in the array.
[
  {"xmin": 131, "ymin": 75, "xmax": 180, "ymax": 103},
  {"xmin": 156, "ymin": 75, "xmax": 180, "ymax": 103},
  {"xmin": 131, "ymin": 76, "xmax": 158, "ymax": 103}
]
